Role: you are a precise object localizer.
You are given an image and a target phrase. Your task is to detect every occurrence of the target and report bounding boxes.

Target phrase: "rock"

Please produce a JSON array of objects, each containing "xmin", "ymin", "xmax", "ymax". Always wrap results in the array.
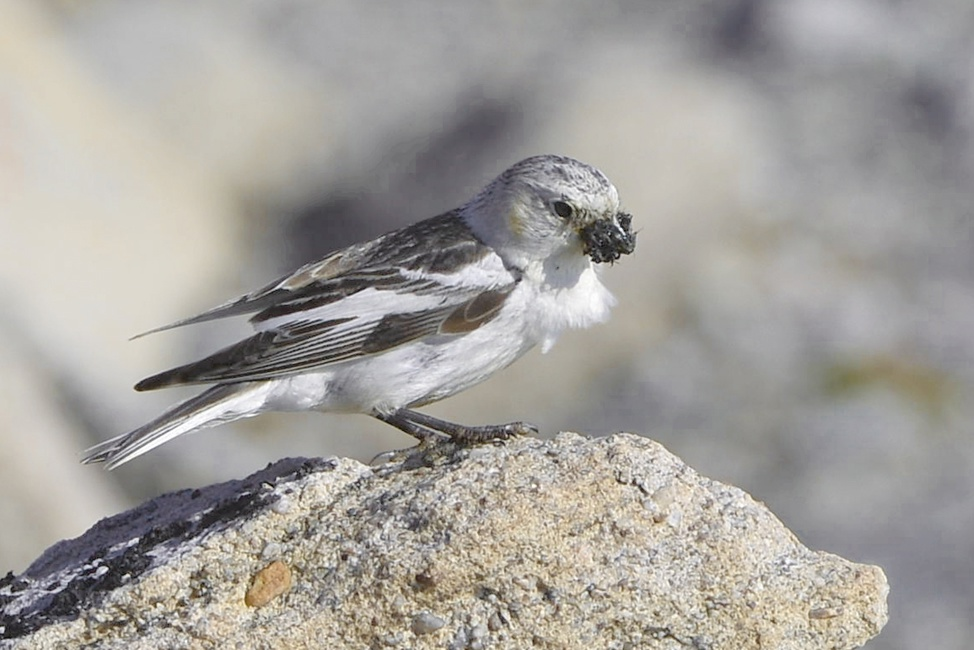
[{"xmin": 0, "ymin": 433, "xmax": 888, "ymax": 649}]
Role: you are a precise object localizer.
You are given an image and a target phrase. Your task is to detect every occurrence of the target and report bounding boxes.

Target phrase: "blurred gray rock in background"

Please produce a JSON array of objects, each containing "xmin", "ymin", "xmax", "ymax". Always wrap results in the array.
[
  {"xmin": 1, "ymin": 1, "xmax": 971, "ymax": 648},
  {"xmin": 0, "ymin": 434, "xmax": 889, "ymax": 649}
]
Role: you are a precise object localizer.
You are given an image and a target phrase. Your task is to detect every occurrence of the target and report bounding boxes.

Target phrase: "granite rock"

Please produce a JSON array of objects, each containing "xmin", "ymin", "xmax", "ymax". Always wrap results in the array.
[{"xmin": 0, "ymin": 433, "xmax": 888, "ymax": 649}]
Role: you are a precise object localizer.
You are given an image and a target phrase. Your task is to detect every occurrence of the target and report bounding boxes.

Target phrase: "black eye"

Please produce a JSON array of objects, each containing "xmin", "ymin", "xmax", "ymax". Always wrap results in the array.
[{"xmin": 552, "ymin": 200, "xmax": 573, "ymax": 219}]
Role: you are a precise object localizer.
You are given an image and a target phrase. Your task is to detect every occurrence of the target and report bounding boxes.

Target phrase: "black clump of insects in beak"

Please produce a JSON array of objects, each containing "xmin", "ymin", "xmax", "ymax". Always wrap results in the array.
[{"xmin": 581, "ymin": 212, "xmax": 636, "ymax": 264}]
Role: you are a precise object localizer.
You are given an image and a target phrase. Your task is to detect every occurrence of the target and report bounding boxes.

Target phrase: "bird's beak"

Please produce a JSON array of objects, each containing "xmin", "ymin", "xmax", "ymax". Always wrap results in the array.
[{"xmin": 579, "ymin": 212, "xmax": 636, "ymax": 264}]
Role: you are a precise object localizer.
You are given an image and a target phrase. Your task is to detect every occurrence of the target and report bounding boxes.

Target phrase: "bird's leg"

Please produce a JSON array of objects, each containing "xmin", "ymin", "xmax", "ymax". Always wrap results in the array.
[
  {"xmin": 372, "ymin": 410, "xmax": 447, "ymax": 444},
  {"xmin": 405, "ymin": 411, "xmax": 539, "ymax": 443},
  {"xmin": 374, "ymin": 409, "xmax": 538, "ymax": 445}
]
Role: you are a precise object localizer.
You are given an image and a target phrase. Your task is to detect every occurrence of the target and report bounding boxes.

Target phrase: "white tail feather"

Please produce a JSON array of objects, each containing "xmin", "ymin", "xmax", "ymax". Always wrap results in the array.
[{"xmin": 83, "ymin": 383, "xmax": 271, "ymax": 470}]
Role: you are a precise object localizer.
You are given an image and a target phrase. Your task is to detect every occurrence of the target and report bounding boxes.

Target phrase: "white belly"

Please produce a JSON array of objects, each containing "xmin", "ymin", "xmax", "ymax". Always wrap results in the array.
[{"xmin": 267, "ymin": 258, "xmax": 615, "ymax": 415}]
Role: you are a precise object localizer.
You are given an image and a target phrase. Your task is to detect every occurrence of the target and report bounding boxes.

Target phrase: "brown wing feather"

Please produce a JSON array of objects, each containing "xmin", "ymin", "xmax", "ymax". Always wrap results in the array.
[
  {"xmin": 135, "ymin": 286, "xmax": 516, "ymax": 390},
  {"xmin": 439, "ymin": 286, "xmax": 514, "ymax": 334}
]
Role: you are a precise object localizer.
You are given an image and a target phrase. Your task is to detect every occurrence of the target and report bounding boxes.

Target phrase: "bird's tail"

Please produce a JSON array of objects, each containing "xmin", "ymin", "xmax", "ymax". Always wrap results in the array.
[{"xmin": 82, "ymin": 383, "xmax": 271, "ymax": 470}]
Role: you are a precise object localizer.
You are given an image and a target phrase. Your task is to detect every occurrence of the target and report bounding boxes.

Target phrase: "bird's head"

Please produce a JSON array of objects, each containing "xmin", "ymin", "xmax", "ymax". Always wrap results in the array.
[{"xmin": 463, "ymin": 154, "xmax": 636, "ymax": 270}]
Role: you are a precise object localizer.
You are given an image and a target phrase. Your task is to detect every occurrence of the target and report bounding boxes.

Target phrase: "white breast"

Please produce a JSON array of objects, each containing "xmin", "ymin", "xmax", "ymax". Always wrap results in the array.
[{"xmin": 518, "ymin": 252, "xmax": 617, "ymax": 353}]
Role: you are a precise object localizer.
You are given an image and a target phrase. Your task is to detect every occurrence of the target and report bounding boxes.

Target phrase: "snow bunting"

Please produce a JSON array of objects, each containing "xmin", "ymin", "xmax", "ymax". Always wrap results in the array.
[{"xmin": 83, "ymin": 154, "xmax": 635, "ymax": 469}]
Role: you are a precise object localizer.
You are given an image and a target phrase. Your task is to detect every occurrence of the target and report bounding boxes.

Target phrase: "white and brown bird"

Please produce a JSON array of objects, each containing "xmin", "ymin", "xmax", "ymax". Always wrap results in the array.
[{"xmin": 83, "ymin": 154, "xmax": 636, "ymax": 469}]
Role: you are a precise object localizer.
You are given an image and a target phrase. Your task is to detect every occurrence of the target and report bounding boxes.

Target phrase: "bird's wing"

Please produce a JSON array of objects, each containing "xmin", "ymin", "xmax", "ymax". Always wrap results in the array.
[
  {"xmin": 132, "ymin": 211, "xmax": 488, "ymax": 338},
  {"xmin": 134, "ymin": 213, "xmax": 520, "ymax": 390}
]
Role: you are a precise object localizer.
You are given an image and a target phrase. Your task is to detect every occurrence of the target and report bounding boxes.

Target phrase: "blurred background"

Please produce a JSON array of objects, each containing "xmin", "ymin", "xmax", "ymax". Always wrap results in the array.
[{"xmin": 1, "ymin": 1, "xmax": 972, "ymax": 646}]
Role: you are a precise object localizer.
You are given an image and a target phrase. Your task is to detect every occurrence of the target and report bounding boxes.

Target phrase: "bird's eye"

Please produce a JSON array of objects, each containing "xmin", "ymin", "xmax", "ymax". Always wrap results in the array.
[{"xmin": 552, "ymin": 200, "xmax": 573, "ymax": 219}]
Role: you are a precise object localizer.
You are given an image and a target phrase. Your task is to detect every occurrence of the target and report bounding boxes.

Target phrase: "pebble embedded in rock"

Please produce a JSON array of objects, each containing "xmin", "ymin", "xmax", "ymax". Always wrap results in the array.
[
  {"xmin": 244, "ymin": 560, "xmax": 291, "ymax": 608},
  {"xmin": 411, "ymin": 611, "xmax": 446, "ymax": 635}
]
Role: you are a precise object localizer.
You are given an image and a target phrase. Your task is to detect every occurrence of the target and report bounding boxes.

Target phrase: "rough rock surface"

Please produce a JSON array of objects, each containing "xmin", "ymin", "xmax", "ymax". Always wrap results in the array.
[{"xmin": 0, "ymin": 433, "xmax": 888, "ymax": 649}]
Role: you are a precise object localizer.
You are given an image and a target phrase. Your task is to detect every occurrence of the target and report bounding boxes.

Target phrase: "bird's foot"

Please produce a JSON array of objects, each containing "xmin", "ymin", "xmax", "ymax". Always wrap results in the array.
[
  {"xmin": 373, "ymin": 409, "xmax": 538, "ymax": 446},
  {"xmin": 444, "ymin": 420, "xmax": 538, "ymax": 444}
]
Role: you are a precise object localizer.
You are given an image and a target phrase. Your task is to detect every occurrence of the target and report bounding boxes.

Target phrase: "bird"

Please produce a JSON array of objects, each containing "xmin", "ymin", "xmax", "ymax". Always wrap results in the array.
[{"xmin": 82, "ymin": 154, "xmax": 636, "ymax": 469}]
